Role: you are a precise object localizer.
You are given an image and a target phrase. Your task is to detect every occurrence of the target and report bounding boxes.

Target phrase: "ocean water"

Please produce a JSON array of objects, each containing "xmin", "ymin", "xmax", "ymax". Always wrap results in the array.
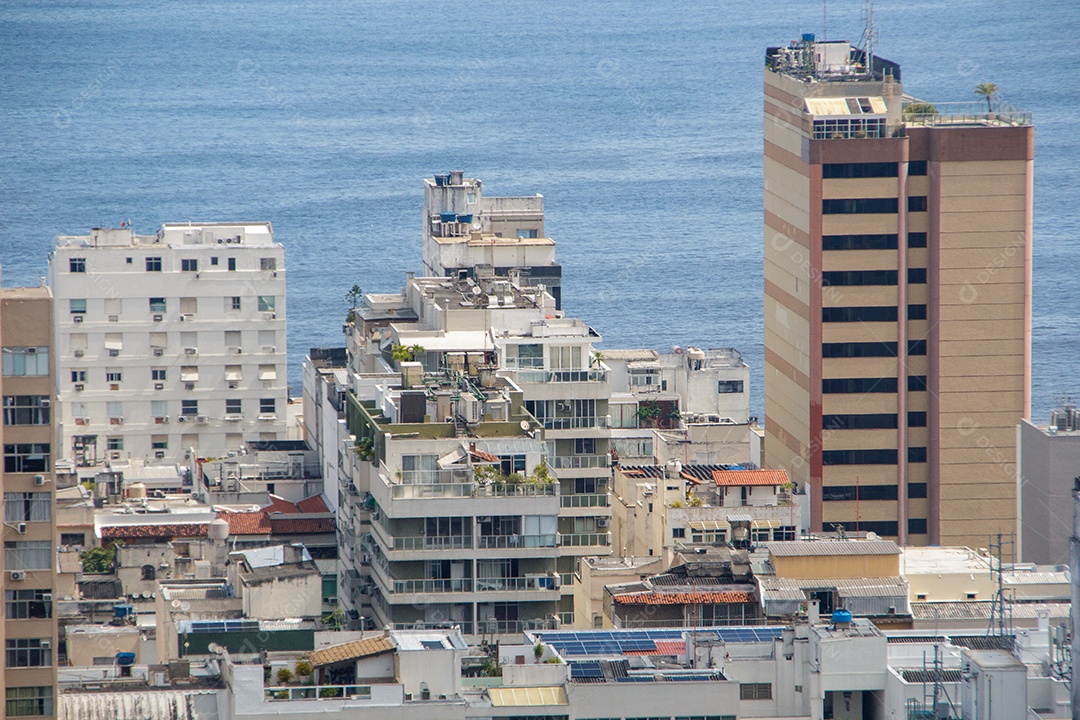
[{"xmin": 1, "ymin": 0, "xmax": 1077, "ymax": 419}]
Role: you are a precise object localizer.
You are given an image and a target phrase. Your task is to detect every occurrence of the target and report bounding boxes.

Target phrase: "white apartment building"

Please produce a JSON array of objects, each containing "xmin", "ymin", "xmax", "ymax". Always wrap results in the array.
[
  {"xmin": 48, "ymin": 223, "xmax": 287, "ymax": 467},
  {"xmin": 421, "ymin": 171, "xmax": 563, "ymax": 308}
]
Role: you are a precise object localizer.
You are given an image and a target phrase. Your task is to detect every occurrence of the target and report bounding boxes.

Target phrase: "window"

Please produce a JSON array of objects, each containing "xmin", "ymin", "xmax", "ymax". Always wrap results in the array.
[
  {"xmin": 822, "ymin": 197, "xmax": 898, "ymax": 214},
  {"xmin": 181, "ymin": 259, "xmax": 198, "ymax": 272},
  {"xmin": 908, "ymin": 483, "xmax": 928, "ymax": 498},
  {"xmin": 822, "ymin": 377, "xmax": 898, "ymax": 394},
  {"xmin": 908, "ymin": 411, "xmax": 927, "ymax": 427},
  {"xmin": 2, "ymin": 348, "xmax": 49, "ymax": 377},
  {"xmin": 740, "ymin": 683, "xmax": 773, "ymax": 700},
  {"xmin": 181, "ymin": 400, "xmax": 198, "ymax": 416},
  {"xmin": 909, "ymin": 518, "xmax": 928, "ymax": 534},
  {"xmin": 812, "ymin": 116, "xmax": 887, "ymax": 140},
  {"xmin": 106, "ymin": 401, "xmax": 122, "ymax": 419},
  {"xmin": 908, "ymin": 160, "xmax": 928, "ymax": 176},
  {"xmin": 517, "ymin": 344, "xmax": 544, "ymax": 368},
  {"xmin": 3, "ymin": 494, "xmax": 51, "ymax": 523},
  {"xmin": 823, "ymin": 485, "xmax": 899, "ymax": 501},
  {"xmin": 230, "ymin": 296, "xmax": 241, "ymax": 310},
  {"xmin": 574, "ymin": 438, "xmax": 596, "ymax": 455},
  {"xmin": 822, "ymin": 341, "xmax": 897, "ymax": 358},
  {"xmin": 831, "ymin": 520, "xmax": 898, "ymax": 536},
  {"xmin": 258, "ymin": 295, "xmax": 275, "ymax": 312},
  {"xmin": 908, "ymin": 304, "xmax": 928, "ymax": 320},
  {"xmin": 225, "ymin": 399, "xmax": 242, "ymax": 415},
  {"xmin": 2, "ymin": 397, "xmax": 50, "ymax": 426},
  {"xmin": 717, "ymin": 380, "xmax": 744, "ymax": 394},
  {"xmin": 574, "ymin": 477, "xmax": 602, "ymax": 494},
  {"xmin": 6, "ymin": 686, "xmax": 53, "ymax": 717},
  {"xmin": 259, "ymin": 398, "xmax": 276, "ymax": 415},
  {"xmin": 145, "ymin": 257, "xmax": 162, "ymax": 272},
  {"xmin": 775, "ymin": 526, "xmax": 797, "ymax": 541},
  {"xmin": 151, "ymin": 436, "xmax": 168, "ymax": 450},
  {"xmin": 3, "ymin": 541, "xmax": 51, "ymax": 570},
  {"xmin": 141, "ymin": 565, "xmax": 156, "ymax": 581},
  {"xmin": 69, "ymin": 298, "xmax": 86, "ymax": 314},
  {"xmin": 908, "ymin": 268, "xmax": 927, "ymax": 284},
  {"xmin": 823, "ymin": 233, "xmax": 898, "ymax": 251},
  {"xmin": 3, "ymin": 445, "xmax": 49, "ymax": 473},
  {"xmin": 908, "ymin": 232, "xmax": 928, "ymax": 248},
  {"xmin": 822, "ymin": 449, "xmax": 898, "ymax": 465},
  {"xmin": 151, "ymin": 368, "xmax": 167, "ymax": 381},
  {"xmin": 71, "ymin": 370, "xmax": 86, "ymax": 383},
  {"xmin": 908, "ymin": 375, "xmax": 928, "ymax": 391},
  {"xmin": 516, "ymin": 229, "xmax": 538, "ymax": 239},
  {"xmin": 822, "ymin": 270, "xmax": 897, "ymax": 286},
  {"xmin": 908, "ymin": 339, "xmax": 927, "ymax": 356},
  {"xmin": 824, "ymin": 413, "xmax": 897, "ymax": 430},
  {"xmin": 549, "ymin": 346, "xmax": 581, "ymax": 370},
  {"xmin": 260, "ymin": 257, "xmax": 277, "ymax": 271},
  {"xmin": 672, "ymin": 528, "xmax": 686, "ymax": 539},
  {"xmin": 210, "ymin": 256, "xmax": 218, "ymax": 266},
  {"xmin": 60, "ymin": 533, "xmax": 85, "ymax": 547},
  {"xmin": 908, "ymin": 195, "xmax": 928, "ymax": 212},
  {"xmin": 909, "ymin": 447, "xmax": 928, "ymax": 462},
  {"xmin": 5, "ymin": 590, "xmax": 51, "ymax": 620},
  {"xmin": 179, "ymin": 297, "xmax": 197, "ymax": 314},
  {"xmin": 822, "ymin": 162, "xmax": 898, "ymax": 178},
  {"xmin": 822, "ymin": 306, "xmax": 897, "ymax": 323},
  {"xmin": 149, "ymin": 297, "xmax": 167, "ymax": 312},
  {"xmin": 107, "ymin": 437, "xmax": 123, "ymax": 451},
  {"xmin": 227, "ymin": 257, "xmax": 236, "ymax": 271},
  {"xmin": 6, "ymin": 639, "xmax": 52, "ymax": 668},
  {"xmin": 69, "ymin": 257, "xmax": 86, "ymax": 272},
  {"xmin": 151, "ymin": 400, "xmax": 168, "ymax": 418},
  {"xmin": 106, "ymin": 369, "xmax": 122, "ymax": 383}
]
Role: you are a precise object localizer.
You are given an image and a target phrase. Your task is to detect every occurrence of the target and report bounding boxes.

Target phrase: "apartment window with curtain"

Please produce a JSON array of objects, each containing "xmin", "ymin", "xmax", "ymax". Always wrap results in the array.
[
  {"xmin": 3, "ymin": 494, "xmax": 51, "ymax": 522},
  {"xmin": 549, "ymin": 345, "xmax": 581, "ymax": 370},
  {"xmin": 3, "ymin": 541, "xmax": 52, "ymax": 570},
  {"xmin": 5, "ymin": 686, "xmax": 53, "ymax": 717}
]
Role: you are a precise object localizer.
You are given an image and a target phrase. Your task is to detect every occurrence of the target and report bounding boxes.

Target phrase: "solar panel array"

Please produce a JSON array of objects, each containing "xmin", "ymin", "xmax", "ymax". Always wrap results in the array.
[
  {"xmin": 188, "ymin": 619, "xmax": 260, "ymax": 634},
  {"xmin": 537, "ymin": 627, "xmax": 783, "ymax": 657}
]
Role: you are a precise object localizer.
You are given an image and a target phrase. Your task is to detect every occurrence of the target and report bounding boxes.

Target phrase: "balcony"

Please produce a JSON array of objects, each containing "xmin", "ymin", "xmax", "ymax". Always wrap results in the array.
[
  {"xmin": 515, "ymin": 369, "xmax": 609, "ymax": 384},
  {"xmin": 392, "ymin": 578, "xmax": 473, "ymax": 594},
  {"xmin": 559, "ymin": 532, "xmax": 611, "ymax": 547},
  {"xmin": 476, "ymin": 575, "xmax": 560, "ymax": 592},
  {"xmin": 266, "ymin": 685, "xmax": 371, "ymax": 702},
  {"xmin": 539, "ymin": 416, "xmax": 609, "ymax": 430},
  {"xmin": 477, "ymin": 534, "xmax": 558, "ymax": 549},
  {"xmin": 390, "ymin": 535, "xmax": 472, "ymax": 552},
  {"xmin": 388, "ymin": 482, "xmax": 556, "ymax": 500},
  {"xmin": 902, "ymin": 101, "xmax": 1031, "ymax": 128},
  {"xmin": 560, "ymin": 493, "xmax": 610, "ymax": 508},
  {"xmin": 549, "ymin": 455, "xmax": 609, "ymax": 470}
]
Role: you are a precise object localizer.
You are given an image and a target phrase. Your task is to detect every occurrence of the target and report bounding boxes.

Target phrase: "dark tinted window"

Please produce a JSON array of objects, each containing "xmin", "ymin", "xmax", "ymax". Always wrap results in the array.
[
  {"xmin": 822, "ymin": 448, "xmax": 898, "ymax": 465},
  {"xmin": 822, "ymin": 197, "xmax": 899, "ymax": 214},
  {"xmin": 908, "ymin": 232, "xmax": 928, "ymax": 248},
  {"xmin": 908, "ymin": 305, "xmax": 928, "ymax": 320},
  {"xmin": 822, "ymin": 162, "xmax": 899, "ymax": 179},
  {"xmin": 822, "ymin": 270, "xmax": 897, "ymax": 286},
  {"xmin": 908, "ymin": 196, "xmax": 928, "ymax": 212},
  {"xmin": 822, "ymin": 377, "xmax": 898, "ymax": 394},
  {"xmin": 908, "ymin": 482, "xmax": 928, "ymax": 498},
  {"xmin": 908, "ymin": 268, "xmax": 927, "ymax": 284},
  {"xmin": 822, "ymin": 342, "xmax": 897, "ymax": 358},
  {"xmin": 823, "ymin": 413, "xmax": 897, "ymax": 430},
  {"xmin": 908, "ymin": 339, "xmax": 927, "ymax": 355},
  {"xmin": 908, "ymin": 411, "xmax": 927, "ymax": 427},
  {"xmin": 823, "ymin": 306, "xmax": 898, "ymax": 323},
  {"xmin": 908, "ymin": 375, "xmax": 928, "ymax": 392},
  {"xmin": 908, "ymin": 518, "xmax": 928, "ymax": 534},
  {"xmin": 908, "ymin": 160, "xmax": 928, "ymax": 176},
  {"xmin": 822, "ymin": 234, "xmax": 898, "ymax": 251},
  {"xmin": 908, "ymin": 447, "xmax": 928, "ymax": 462}
]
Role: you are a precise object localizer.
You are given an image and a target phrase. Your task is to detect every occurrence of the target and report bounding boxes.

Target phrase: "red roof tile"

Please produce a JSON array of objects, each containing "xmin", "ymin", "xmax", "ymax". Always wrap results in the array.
[
  {"xmin": 296, "ymin": 495, "xmax": 330, "ymax": 514},
  {"xmin": 612, "ymin": 590, "xmax": 756, "ymax": 606},
  {"xmin": 268, "ymin": 516, "xmax": 336, "ymax": 534},
  {"xmin": 469, "ymin": 448, "xmax": 500, "ymax": 463},
  {"xmin": 712, "ymin": 469, "xmax": 788, "ymax": 487},
  {"xmin": 265, "ymin": 495, "xmax": 299, "ymax": 514},
  {"xmin": 624, "ymin": 640, "xmax": 686, "ymax": 656},
  {"xmin": 101, "ymin": 523, "xmax": 209, "ymax": 540},
  {"xmin": 218, "ymin": 511, "xmax": 272, "ymax": 535}
]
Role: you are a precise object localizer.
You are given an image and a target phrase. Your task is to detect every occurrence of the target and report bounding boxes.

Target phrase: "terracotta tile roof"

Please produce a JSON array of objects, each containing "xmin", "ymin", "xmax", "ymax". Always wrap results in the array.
[
  {"xmin": 612, "ymin": 590, "xmax": 756, "ymax": 606},
  {"xmin": 268, "ymin": 516, "xmax": 336, "ymax": 534},
  {"xmin": 218, "ymin": 511, "xmax": 272, "ymax": 535},
  {"xmin": 296, "ymin": 495, "xmax": 330, "ymax": 513},
  {"xmin": 266, "ymin": 495, "xmax": 299, "ymax": 514},
  {"xmin": 306, "ymin": 634, "xmax": 395, "ymax": 667},
  {"xmin": 101, "ymin": 523, "xmax": 209, "ymax": 539},
  {"xmin": 624, "ymin": 640, "xmax": 686, "ymax": 656},
  {"xmin": 712, "ymin": 469, "xmax": 789, "ymax": 487},
  {"xmin": 469, "ymin": 448, "xmax": 500, "ymax": 463}
]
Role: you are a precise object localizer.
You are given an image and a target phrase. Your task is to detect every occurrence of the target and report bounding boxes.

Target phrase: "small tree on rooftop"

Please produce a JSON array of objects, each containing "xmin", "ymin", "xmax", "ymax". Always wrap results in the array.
[
  {"xmin": 975, "ymin": 82, "xmax": 1000, "ymax": 113},
  {"xmin": 275, "ymin": 668, "xmax": 293, "ymax": 685}
]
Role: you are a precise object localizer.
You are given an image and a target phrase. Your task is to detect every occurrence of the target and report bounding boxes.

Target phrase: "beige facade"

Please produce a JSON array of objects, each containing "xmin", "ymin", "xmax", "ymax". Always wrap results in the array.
[
  {"xmin": 762, "ymin": 40, "xmax": 1032, "ymax": 548},
  {"xmin": 0, "ymin": 287, "xmax": 58, "ymax": 719}
]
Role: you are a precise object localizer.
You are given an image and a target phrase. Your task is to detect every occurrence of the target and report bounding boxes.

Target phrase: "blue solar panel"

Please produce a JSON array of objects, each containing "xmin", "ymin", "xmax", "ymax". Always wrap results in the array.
[
  {"xmin": 570, "ymin": 661, "xmax": 603, "ymax": 679},
  {"xmin": 616, "ymin": 676, "xmax": 655, "ymax": 682}
]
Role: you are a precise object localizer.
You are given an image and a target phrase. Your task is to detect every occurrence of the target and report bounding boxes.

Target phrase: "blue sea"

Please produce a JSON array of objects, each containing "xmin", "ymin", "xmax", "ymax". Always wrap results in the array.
[{"xmin": 1, "ymin": 0, "xmax": 1077, "ymax": 419}]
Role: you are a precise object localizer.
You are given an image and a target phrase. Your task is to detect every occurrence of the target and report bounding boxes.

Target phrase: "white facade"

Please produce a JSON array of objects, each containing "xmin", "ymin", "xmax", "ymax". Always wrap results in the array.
[{"xmin": 48, "ymin": 223, "xmax": 287, "ymax": 466}]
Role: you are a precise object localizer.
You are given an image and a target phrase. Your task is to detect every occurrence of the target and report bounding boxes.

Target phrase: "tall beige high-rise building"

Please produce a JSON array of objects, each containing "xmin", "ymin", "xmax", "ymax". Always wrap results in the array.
[
  {"xmin": 0, "ymin": 286, "xmax": 58, "ymax": 719},
  {"xmin": 762, "ymin": 36, "xmax": 1032, "ymax": 548}
]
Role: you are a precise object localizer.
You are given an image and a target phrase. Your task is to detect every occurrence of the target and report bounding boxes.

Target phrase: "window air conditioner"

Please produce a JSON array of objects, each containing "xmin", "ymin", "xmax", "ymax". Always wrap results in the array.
[
  {"xmin": 184, "ymin": 383, "xmax": 195, "ymax": 391},
  {"xmin": 153, "ymin": 348, "xmax": 164, "ymax": 357},
  {"xmin": 74, "ymin": 384, "xmax": 84, "ymax": 392},
  {"xmin": 155, "ymin": 451, "xmax": 165, "ymax": 459},
  {"xmin": 16, "ymin": 523, "xmax": 26, "ymax": 534},
  {"xmin": 597, "ymin": 518, "xmax": 609, "ymax": 528},
  {"xmin": 184, "ymin": 347, "xmax": 197, "ymax": 355},
  {"xmin": 74, "ymin": 350, "xmax": 84, "ymax": 357},
  {"xmin": 40, "ymin": 399, "xmax": 50, "ymax": 408},
  {"xmin": 73, "ymin": 315, "xmax": 83, "ymax": 323},
  {"xmin": 196, "ymin": 416, "xmax": 209, "ymax": 424},
  {"xmin": 33, "ymin": 475, "xmax": 46, "ymax": 486},
  {"xmin": 9, "ymin": 571, "xmax": 25, "ymax": 581},
  {"xmin": 154, "ymin": 383, "xmax": 164, "ymax": 390}
]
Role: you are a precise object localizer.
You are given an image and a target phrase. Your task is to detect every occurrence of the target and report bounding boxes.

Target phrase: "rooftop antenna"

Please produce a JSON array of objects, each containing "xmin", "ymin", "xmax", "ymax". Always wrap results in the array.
[
  {"xmin": 858, "ymin": 0, "xmax": 877, "ymax": 76},
  {"xmin": 987, "ymin": 532, "xmax": 1014, "ymax": 639},
  {"xmin": 823, "ymin": 0, "xmax": 827, "ymax": 43}
]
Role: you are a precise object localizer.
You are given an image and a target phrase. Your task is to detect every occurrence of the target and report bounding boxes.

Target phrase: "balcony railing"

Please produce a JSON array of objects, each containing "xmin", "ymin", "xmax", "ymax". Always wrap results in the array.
[
  {"xmin": 476, "ymin": 617, "xmax": 560, "ymax": 634},
  {"xmin": 560, "ymin": 493, "xmax": 610, "ymax": 508},
  {"xmin": 903, "ymin": 101, "xmax": 1032, "ymax": 128},
  {"xmin": 560, "ymin": 532, "xmax": 611, "ymax": 547},
  {"xmin": 388, "ymin": 482, "xmax": 557, "ymax": 499},
  {"xmin": 515, "ymin": 369, "xmax": 609, "ymax": 384},
  {"xmin": 475, "ymin": 576, "xmax": 559, "ymax": 592},
  {"xmin": 477, "ymin": 533, "xmax": 558, "ymax": 549},
  {"xmin": 266, "ymin": 685, "xmax": 371, "ymax": 701},
  {"xmin": 392, "ymin": 578, "xmax": 474, "ymax": 594},
  {"xmin": 559, "ymin": 573, "xmax": 575, "ymax": 587},
  {"xmin": 390, "ymin": 535, "xmax": 473, "ymax": 551},
  {"xmin": 540, "ymin": 416, "xmax": 609, "ymax": 430},
  {"xmin": 549, "ymin": 455, "xmax": 609, "ymax": 469}
]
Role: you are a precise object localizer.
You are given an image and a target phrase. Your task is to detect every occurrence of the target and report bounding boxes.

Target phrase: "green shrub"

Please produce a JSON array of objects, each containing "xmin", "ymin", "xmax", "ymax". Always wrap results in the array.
[{"xmin": 275, "ymin": 668, "xmax": 293, "ymax": 685}]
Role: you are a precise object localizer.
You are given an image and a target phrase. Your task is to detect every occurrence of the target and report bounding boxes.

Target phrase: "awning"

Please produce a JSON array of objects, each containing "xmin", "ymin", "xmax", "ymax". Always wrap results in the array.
[
  {"xmin": 688, "ymin": 520, "xmax": 729, "ymax": 532},
  {"xmin": 225, "ymin": 368, "xmax": 242, "ymax": 381},
  {"xmin": 437, "ymin": 447, "xmax": 467, "ymax": 468},
  {"xmin": 752, "ymin": 518, "xmax": 782, "ymax": 529},
  {"xmin": 726, "ymin": 514, "xmax": 754, "ymax": 523},
  {"xmin": 259, "ymin": 367, "xmax": 277, "ymax": 381},
  {"xmin": 805, "ymin": 96, "xmax": 887, "ymax": 116},
  {"xmin": 180, "ymin": 368, "xmax": 199, "ymax": 382},
  {"xmin": 104, "ymin": 338, "xmax": 123, "ymax": 350},
  {"xmin": 489, "ymin": 686, "xmax": 568, "ymax": 707}
]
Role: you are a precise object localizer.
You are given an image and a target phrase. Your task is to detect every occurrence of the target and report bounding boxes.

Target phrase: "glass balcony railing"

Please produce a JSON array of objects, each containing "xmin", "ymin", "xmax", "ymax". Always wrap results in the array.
[
  {"xmin": 390, "ymin": 535, "xmax": 473, "ymax": 551},
  {"xmin": 392, "ymin": 578, "xmax": 474, "ymax": 594},
  {"xmin": 539, "ymin": 416, "xmax": 609, "ymax": 430},
  {"xmin": 265, "ymin": 685, "xmax": 371, "ymax": 701},
  {"xmin": 560, "ymin": 532, "xmax": 611, "ymax": 547},
  {"xmin": 560, "ymin": 493, "xmax": 610, "ymax": 508},
  {"xmin": 549, "ymin": 455, "xmax": 610, "ymax": 469},
  {"xmin": 477, "ymin": 533, "xmax": 558, "ymax": 549},
  {"xmin": 388, "ymin": 482, "xmax": 557, "ymax": 499},
  {"xmin": 475, "ymin": 576, "xmax": 560, "ymax": 592},
  {"xmin": 515, "ymin": 369, "xmax": 609, "ymax": 384}
]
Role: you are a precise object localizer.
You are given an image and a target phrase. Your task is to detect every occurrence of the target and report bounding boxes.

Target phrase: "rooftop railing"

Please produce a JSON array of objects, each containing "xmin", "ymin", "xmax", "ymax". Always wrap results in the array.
[
  {"xmin": 903, "ymin": 101, "xmax": 1031, "ymax": 128},
  {"xmin": 265, "ymin": 685, "xmax": 372, "ymax": 701}
]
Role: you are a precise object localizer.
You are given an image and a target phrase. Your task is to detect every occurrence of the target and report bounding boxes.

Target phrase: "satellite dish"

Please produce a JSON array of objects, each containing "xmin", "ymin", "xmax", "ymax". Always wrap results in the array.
[
  {"xmin": 520, "ymin": 420, "xmax": 530, "ymax": 431},
  {"xmin": 171, "ymin": 599, "xmax": 182, "ymax": 608},
  {"xmin": 865, "ymin": 531, "xmax": 879, "ymax": 541},
  {"xmin": 471, "ymin": 286, "xmax": 481, "ymax": 296}
]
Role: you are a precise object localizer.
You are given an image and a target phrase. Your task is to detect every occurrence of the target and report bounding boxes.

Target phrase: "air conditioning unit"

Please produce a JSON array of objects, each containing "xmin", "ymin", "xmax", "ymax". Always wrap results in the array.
[
  {"xmin": 9, "ymin": 571, "xmax": 25, "ymax": 581},
  {"xmin": 177, "ymin": 416, "xmax": 189, "ymax": 423},
  {"xmin": 196, "ymin": 415, "xmax": 209, "ymax": 424},
  {"xmin": 153, "ymin": 314, "xmax": 163, "ymax": 322},
  {"xmin": 597, "ymin": 518, "xmax": 610, "ymax": 528},
  {"xmin": 155, "ymin": 416, "xmax": 169, "ymax": 424},
  {"xmin": 41, "ymin": 593, "xmax": 51, "ymax": 602},
  {"xmin": 229, "ymin": 346, "xmax": 242, "ymax": 354},
  {"xmin": 184, "ymin": 382, "xmax": 195, "ymax": 391},
  {"xmin": 184, "ymin": 347, "xmax": 197, "ymax": 355},
  {"xmin": 228, "ymin": 382, "xmax": 238, "ymax": 389},
  {"xmin": 108, "ymin": 315, "xmax": 119, "ymax": 323},
  {"xmin": 477, "ymin": 516, "xmax": 491, "ymax": 523},
  {"xmin": 74, "ymin": 383, "xmax": 84, "ymax": 392},
  {"xmin": 39, "ymin": 640, "xmax": 51, "ymax": 650},
  {"xmin": 16, "ymin": 523, "xmax": 27, "ymax": 534},
  {"xmin": 154, "ymin": 383, "xmax": 164, "ymax": 390},
  {"xmin": 262, "ymin": 345, "xmax": 276, "ymax": 354},
  {"xmin": 108, "ymin": 349, "xmax": 120, "ymax": 357},
  {"xmin": 73, "ymin": 349, "xmax": 84, "ymax": 357},
  {"xmin": 33, "ymin": 475, "xmax": 46, "ymax": 486},
  {"xmin": 110, "ymin": 416, "xmax": 124, "ymax": 425},
  {"xmin": 25, "ymin": 347, "xmax": 36, "ymax": 354},
  {"xmin": 40, "ymin": 399, "xmax": 50, "ymax": 408},
  {"xmin": 262, "ymin": 313, "xmax": 276, "ymax": 320},
  {"xmin": 74, "ymin": 417, "xmax": 88, "ymax": 426},
  {"xmin": 153, "ymin": 348, "xmax": 164, "ymax": 357},
  {"xmin": 258, "ymin": 414, "xmax": 277, "ymax": 422},
  {"xmin": 180, "ymin": 314, "xmax": 193, "ymax": 322},
  {"xmin": 73, "ymin": 315, "xmax": 83, "ymax": 323},
  {"xmin": 154, "ymin": 451, "xmax": 165, "ymax": 459}
]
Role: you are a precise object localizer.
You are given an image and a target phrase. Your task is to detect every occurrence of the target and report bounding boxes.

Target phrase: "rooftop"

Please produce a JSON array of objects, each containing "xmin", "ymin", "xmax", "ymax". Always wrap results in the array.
[
  {"xmin": 306, "ymin": 634, "xmax": 395, "ymax": 667},
  {"xmin": 902, "ymin": 546, "xmax": 993, "ymax": 574},
  {"xmin": 712, "ymin": 469, "xmax": 788, "ymax": 487},
  {"xmin": 765, "ymin": 539, "xmax": 901, "ymax": 557}
]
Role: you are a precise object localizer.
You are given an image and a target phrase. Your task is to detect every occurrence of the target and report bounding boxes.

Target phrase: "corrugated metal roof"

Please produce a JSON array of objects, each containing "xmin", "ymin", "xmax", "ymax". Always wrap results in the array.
[
  {"xmin": 613, "ymin": 591, "xmax": 755, "ymax": 606},
  {"xmin": 765, "ymin": 540, "xmax": 900, "ymax": 557},
  {"xmin": 489, "ymin": 686, "xmax": 568, "ymax": 707},
  {"xmin": 910, "ymin": 601, "xmax": 1070, "ymax": 621},
  {"xmin": 759, "ymin": 576, "xmax": 907, "ymax": 599},
  {"xmin": 1002, "ymin": 572, "xmax": 1070, "ymax": 585},
  {"xmin": 307, "ymin": 635, "xmax": 395, "ymax": 667}
]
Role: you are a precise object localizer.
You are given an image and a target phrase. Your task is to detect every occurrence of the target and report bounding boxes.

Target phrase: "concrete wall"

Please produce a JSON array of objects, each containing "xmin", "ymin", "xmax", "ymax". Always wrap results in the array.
[{"xmin": 1019, "ymin": 420, "xmax": 1080, "ymax": 564}]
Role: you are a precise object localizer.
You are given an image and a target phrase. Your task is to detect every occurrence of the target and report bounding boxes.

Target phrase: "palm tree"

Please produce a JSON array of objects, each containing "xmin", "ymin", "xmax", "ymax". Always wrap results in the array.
[{"xmin": 975, "ymin": 82, "xmax": 999, "ymax": 113}]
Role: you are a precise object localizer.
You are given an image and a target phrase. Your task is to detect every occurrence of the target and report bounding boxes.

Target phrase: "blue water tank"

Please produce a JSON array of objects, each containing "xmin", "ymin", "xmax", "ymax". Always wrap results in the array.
[
  {"xmin": 831, "ymin": 609, "xmax": 853, "ymax": 625},
  {"xmin": 457, "ymin": 214, "xmax": 473, "ymax": 224},
  {"xmin": 115, "ymin": 652, "xmax": 136, "ymax": 667},
  {"xmin": 439, "ymin": 212, "xmax": 458, "ymax": 223},
  {"xmin": 113, "ymin": 604, "xmax": 133, "ymax": 618},
  {"xmin": 802, "ymin": 33, "xmax": 815, "ymax": 42}
]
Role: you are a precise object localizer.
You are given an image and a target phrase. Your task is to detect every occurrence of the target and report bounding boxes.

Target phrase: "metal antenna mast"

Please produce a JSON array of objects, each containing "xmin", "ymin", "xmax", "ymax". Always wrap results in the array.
[{"xmin": 987, "ymin": 532, "xmax": 1014, "ymax": 639}]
